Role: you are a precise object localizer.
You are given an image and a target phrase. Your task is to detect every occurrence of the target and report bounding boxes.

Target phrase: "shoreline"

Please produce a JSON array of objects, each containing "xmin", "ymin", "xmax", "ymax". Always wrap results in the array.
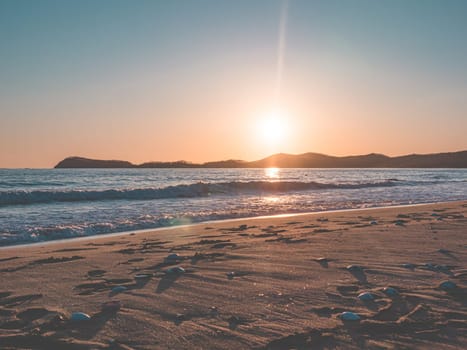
[
  {"xmin": 2, "ymin": 199, "xmax": 465, "ymax": 251},
  {"xmin": 1, "ymin": 200, "xmax": 466, "ymax": 349}
]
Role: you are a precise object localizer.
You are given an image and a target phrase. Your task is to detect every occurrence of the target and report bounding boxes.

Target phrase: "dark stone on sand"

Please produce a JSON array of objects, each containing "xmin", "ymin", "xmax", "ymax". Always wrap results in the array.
[
  {"xmin": 70, "ymin": 312, "xmax": 91, "ymax": 322},
  {"xmin": 164, "ymin": 253, "xmax": 182, "ymax": 263},
  {"xmin": 134, "ymin": 273, "xmax": 152, "ymax": 280},
  {"xmin": 339, "ymin": 311, "xmax": 361, "ymax": 321},
  {"xmin": 346, "ymin": 265, "xmax": 363, "ymax": 272},
  {"xmin": 358, "ymin": 292, "xmax": 375, "ymax": 301},
  {"xmin": 165, "ymin": 266, "xmax": 185, "ymax": 275},
  {"xmin": 382, "ymin": 287, "xmax": 399, "ymax": 296},
  {"xmin": 439, "ymin": 280, "xmax": 457, "ymax": 290},
  {"xmin": 402, "ymin": 263, "xmax": 415, "ymax": 269},
  {"xmin": 111, "ymin": 286, "xmax": 127, "ymax": 294}
]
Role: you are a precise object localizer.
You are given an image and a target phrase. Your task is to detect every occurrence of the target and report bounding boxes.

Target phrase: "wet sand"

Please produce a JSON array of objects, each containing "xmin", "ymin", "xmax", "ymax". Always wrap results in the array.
[{"xmin": 0, "ymin": 201, "xmax": 466, "ymax": 349}]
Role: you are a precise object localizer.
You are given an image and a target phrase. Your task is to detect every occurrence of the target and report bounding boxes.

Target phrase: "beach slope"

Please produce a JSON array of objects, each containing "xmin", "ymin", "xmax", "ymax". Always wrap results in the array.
[{"xmin": 1, "ymin": 202, "xmax": 466, "ymax": 349}]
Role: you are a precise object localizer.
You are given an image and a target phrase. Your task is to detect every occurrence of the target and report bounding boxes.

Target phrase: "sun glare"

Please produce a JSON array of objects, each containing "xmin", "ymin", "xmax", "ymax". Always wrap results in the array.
[
  {"xmin": 265, "ymin": 167, "xmax": 280, "ymax": 178},
  {"xmin": 257, "ymin": 109, "xmax": 289, "ymax": 146}
]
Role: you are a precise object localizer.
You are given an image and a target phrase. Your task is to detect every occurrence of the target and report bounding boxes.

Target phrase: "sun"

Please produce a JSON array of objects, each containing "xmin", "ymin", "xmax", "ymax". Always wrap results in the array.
[{"xmin": 257, "ymin": 109, "xmax": 288, "ymax": 145}]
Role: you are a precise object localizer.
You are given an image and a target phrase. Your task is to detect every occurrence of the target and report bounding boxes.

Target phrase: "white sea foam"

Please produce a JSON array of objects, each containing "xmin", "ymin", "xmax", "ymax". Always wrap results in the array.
[
  {"xmin": 0, "ymin": 168, "xmax": 465, "ymax": 246},
  {"xmin": 0, "ymin": 180, "xmax": 401, "ymax": 207}
]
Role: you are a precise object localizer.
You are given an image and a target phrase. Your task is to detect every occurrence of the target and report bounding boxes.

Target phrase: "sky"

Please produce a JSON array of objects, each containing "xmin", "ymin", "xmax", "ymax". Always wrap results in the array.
[{"xmin": 1, "ymin": 0, "xmax": 467, "ymax": 168}]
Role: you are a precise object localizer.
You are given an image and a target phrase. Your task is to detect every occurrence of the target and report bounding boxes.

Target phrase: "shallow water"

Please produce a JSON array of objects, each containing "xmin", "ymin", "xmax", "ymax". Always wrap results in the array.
[{"xmin": 0, "ymin": 168, "xmax": 465, "ymax": 245}]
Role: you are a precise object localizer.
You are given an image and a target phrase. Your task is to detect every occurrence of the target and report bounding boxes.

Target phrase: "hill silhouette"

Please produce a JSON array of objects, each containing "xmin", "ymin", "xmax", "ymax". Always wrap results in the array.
[{"xmin": 55, "ymin": 151, "xmax": 467, "ymax": 168}]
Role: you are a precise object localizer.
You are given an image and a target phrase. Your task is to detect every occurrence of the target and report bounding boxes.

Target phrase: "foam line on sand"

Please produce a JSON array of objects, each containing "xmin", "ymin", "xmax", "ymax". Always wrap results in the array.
[{"xmin": 0, "ymin": 201, "xmax": 466, "ymax": 349}]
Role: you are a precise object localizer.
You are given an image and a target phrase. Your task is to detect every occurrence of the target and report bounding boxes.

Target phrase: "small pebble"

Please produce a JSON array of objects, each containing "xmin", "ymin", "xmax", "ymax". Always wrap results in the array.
[
  {"xmin": 346, "ymin": 265, "xmax": 362, "ymax": 272},
  {"xmin": 339, "ymin": 311, "xmax": 361, "ymax": 321},
  {"xmin": 70, "ymin": 312, "xmax": 91, "ymax": 322},
  {"xmin": 166, "ymin": 266, "xmax": 185, "ymax": 275},
  {"xmin": 358, "ymin": 292, "xmax": 375, "ymax": 301},
  {"xmin": 439, "ymin": 280, "xmax": 457, "ymax": 291},
  {"xmin": 134, "ymin": 273, "xmax": 152, "ymax": 280},
  {"xmin": 164, "ymin": 253, "xmax": 182, "ymax": 262},
  {"xmin": 402, "ymin": 263, "xmax": 415, "ymax": 269},
  {"xmin": 51, "ymin": 314, "xmax": 66, "ymax": 324},
  {"xmin": 111, "ymin": 286, "xmax": 127, "ymax": 293},
  {"xmin": 382, "ymin": 287, "xmax": 399, "ymax": 296}
]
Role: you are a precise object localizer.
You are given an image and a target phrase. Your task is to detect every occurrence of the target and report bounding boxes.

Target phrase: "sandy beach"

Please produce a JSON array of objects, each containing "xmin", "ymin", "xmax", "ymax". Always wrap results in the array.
[{"xmin": 0, "ymin": 201, "xmax": 466, "ymax": 349}]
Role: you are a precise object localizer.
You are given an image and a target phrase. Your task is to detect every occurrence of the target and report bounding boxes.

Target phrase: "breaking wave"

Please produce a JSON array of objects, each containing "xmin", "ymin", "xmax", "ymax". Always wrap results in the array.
[{"xmin": 0, "ymin": 180, "xmax": 399, "ymax": 207}]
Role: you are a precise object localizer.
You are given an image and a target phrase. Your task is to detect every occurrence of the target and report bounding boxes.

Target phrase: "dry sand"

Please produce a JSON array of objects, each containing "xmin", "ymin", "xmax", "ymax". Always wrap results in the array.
[{"xmin": 0, "ymin": 201, "xmax": 466, "ymax": 349}]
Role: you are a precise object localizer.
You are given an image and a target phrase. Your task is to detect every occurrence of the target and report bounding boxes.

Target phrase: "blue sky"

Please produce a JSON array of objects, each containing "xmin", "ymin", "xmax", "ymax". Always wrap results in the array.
[{"xmin": 1, "ymin": 0, "xmax": 466, "ymax": 167}]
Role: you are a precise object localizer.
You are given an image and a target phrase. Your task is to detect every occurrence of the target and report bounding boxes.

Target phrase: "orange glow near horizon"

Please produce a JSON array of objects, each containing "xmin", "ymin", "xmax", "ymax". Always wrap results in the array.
[
  {"xmin": 1, "ymin": 2, "xmax": 466, "ymax": 168},
  {"xmin": 0, "ymin": 0, "xmax": 467, "ymax": 168}
]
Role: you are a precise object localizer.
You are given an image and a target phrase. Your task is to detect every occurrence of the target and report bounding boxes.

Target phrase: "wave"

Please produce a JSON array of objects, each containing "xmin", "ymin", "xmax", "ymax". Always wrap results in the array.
[
  {"xmin": 0, "ymin": 212, "xmax": 231, "ymax": 246},
  {"xmin": 0, "ymin": 198, "xmax": 406, "ymax": 246},
  {"xmin": 0, "ymin": 180, "xmax": 400, "ymax": 207}
]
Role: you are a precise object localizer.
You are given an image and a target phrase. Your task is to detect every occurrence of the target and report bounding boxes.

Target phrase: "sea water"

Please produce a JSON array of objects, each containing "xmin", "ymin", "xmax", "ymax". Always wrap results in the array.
[{"xmin": 0, "ymin": 168, "xmax": 465, "ymax": 246}]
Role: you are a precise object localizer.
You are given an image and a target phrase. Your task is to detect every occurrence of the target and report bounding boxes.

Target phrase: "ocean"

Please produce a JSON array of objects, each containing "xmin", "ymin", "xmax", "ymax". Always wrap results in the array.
[{"xmin": 0, "ymin": 168, "xmax": 465, "ymax": 246}]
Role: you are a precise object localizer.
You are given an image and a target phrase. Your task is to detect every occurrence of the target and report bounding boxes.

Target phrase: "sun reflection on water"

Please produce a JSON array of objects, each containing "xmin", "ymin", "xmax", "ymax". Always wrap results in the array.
[{"xmin": 265, "ymin": 167, "xmax": 280, "ymax": 179}]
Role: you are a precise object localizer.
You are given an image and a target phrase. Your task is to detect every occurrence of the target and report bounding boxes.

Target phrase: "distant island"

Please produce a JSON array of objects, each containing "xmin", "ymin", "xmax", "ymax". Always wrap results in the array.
[{"xmin": 55, "ymin": 151, "xmax": 467, "ymax": 168}]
